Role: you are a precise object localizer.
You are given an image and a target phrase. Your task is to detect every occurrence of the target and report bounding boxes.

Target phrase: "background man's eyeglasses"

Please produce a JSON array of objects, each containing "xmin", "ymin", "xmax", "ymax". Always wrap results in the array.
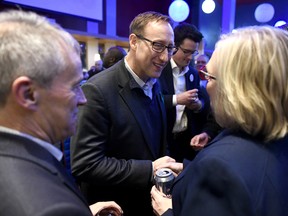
[
  {"xmin": 135, "ymin": 34, "xmax": 178, "ymax": 56},
  {"xmin": 178, "ymin": 46, "xmax": 199, "ymax": 56},
  {"xmin": 198, "ymin": 66, "xmax": 216, "ymax": 81}
]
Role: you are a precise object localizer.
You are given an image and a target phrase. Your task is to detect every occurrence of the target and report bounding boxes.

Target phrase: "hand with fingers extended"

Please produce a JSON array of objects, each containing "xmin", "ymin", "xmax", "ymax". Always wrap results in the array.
[{"xmin": 190, "ymin": 132, "xmax": 210, "ymax": 151}]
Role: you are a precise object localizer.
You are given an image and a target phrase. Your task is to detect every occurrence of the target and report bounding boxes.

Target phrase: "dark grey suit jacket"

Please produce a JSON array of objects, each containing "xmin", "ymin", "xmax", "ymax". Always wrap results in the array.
[
  {"xmin": 0, "ymin": 131, "xmax": 91, "ymax": 216},
  {"xmin": 70, "ymin": 59, "xmax": 167, "ymax": 216}
]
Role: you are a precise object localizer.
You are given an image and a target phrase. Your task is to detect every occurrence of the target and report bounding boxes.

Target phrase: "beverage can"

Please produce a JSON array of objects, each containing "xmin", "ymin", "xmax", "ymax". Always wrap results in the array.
[{"xmin": 154, "ymin": 168, "xmax": 175, "ymax": 197}]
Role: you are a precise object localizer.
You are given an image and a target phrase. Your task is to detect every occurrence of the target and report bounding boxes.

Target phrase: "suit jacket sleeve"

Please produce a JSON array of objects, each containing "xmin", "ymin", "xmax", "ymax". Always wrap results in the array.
[{"xmin": 162, "ymin": 208, "xmax": 174, "ymax": 216}]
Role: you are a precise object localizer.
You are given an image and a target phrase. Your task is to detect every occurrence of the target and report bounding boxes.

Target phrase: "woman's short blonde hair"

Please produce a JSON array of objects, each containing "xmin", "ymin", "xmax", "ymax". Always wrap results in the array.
[{"xmin": 213, "ymin": 26, "xmax": 288, "ymax": 141}]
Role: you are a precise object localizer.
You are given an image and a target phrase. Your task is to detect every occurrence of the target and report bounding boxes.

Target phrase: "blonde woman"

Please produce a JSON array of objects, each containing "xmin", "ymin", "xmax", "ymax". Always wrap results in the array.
[{"xmin": 151, "ymin": 26, "xmax": 288, "ymax": 216}]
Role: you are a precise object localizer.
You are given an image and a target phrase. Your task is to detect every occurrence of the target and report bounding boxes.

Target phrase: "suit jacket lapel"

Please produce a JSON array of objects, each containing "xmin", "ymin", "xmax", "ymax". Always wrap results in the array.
[
  {"xmin": 49, "ymin": 156, "xmax": 89, "ymax": 206},
  {"xmin": 117, "ymin": 64, "xmax": 166, "ymax": 158},
  {"xmin": 154, "ymin": 82, "xmax": 168, "ymax": 155}
]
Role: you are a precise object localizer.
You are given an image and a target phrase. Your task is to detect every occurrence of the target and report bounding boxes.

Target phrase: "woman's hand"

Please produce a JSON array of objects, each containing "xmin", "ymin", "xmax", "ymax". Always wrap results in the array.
[
  {"xmin": 190, "ymin": 132, "xmax": 210, "ymax": 151},
  {"xmin": 151, "ymin": 185, "xmax": 172, "ymax": 216}
]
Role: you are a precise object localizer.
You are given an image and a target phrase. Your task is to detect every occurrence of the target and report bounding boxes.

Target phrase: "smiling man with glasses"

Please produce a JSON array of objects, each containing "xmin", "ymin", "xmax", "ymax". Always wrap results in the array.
[
  {"xmin": 159, "ymin": 22, "xmax": 220, "ymax": 162},
  {"xmin": 71, "ymin": 11, "xmax": 178, "ymax": 216}
]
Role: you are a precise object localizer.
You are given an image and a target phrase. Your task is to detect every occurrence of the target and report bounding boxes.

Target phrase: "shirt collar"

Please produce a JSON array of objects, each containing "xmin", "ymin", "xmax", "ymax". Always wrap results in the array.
[
  {"xmin": 170, "ymin": 58, "xmax": 189, "ymax": 75},
  {"xmin": 0, "ymin": 126, "xmax": 63, "ymax": 161},
  {"xmin": 124, "ymin": 57, "xmax": 156, "ymax": 88}
]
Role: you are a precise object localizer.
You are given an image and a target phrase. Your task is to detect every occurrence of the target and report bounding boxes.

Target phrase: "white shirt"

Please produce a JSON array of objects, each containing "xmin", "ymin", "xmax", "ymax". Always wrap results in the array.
[
  {"xmin": 124, "ymin": 58, "xmax": 156, "ymax": 99},
  {"xmin": 0, "ymin": 126, "xmax": 63, "ymax": 161},
  {"xmin": 171, "ymin": 58, "xmax": 189, "ymax": 133}
]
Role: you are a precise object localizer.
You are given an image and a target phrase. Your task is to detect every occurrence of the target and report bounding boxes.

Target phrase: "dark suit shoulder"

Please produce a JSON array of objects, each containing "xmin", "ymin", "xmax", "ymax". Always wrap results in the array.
[
  {"xmin": 0, "ymin": 134, "xmax": 91, "ymax": 216},
  {"xmin": 0, "ymin": 157, "xmax": 91, "ymax": 215},
  {"xmin": 174, "ymin": 132, "xmax": 288, "ymax": 216}
]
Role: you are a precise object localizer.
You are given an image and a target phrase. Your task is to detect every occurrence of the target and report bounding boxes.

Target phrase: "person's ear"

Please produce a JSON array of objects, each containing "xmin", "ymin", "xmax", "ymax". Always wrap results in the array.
[
  {"xmin": 129, "ymin": 34, "xmax": 138, "ymax": 51},
  {"xmin": 11, "ymin": 76, "xmax": 38, "ymax": 111}
]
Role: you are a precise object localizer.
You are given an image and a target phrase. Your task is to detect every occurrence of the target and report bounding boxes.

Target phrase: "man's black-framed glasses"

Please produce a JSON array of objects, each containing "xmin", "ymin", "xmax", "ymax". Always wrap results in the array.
[
  {"xmin": 178, "ymin": 46, "xmax": 199, "ymax": 56},
  {"xmin": 198, "ymin": 66, "xmax": 216, "ymax": 81},
  {"xmin": 135, "ymin": 34, "xmax": 178, "ymax": 56}
]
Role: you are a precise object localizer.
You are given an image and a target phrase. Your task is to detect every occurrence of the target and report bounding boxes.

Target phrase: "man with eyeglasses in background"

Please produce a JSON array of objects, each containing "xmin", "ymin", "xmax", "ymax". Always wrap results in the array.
[
  {"xmin": 159, "ymin": 23, "xmax": 218, "ymax": 162},
  {"xmin": 70, "ymin": 11, "xmax": 181, "ymax": 216}
]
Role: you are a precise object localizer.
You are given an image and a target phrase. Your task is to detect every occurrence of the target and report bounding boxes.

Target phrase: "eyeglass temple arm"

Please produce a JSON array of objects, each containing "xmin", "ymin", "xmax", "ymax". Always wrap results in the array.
[{"xmin": 199, "ymin": 70, "xmax": 216, "ymax": 80}]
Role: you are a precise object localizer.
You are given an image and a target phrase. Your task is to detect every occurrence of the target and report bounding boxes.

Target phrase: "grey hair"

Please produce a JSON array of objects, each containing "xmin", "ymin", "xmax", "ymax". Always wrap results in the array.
[{"xmin": 0, "ymin": 10, "xmax": 80, "ymax": 106}]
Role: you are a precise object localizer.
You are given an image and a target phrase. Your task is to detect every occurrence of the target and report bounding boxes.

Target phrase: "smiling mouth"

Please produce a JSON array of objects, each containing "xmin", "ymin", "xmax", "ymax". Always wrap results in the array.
[
  {"xmin": 155, "ymin": 61, "xmax": 168, "ymax": 69},
  {"xmin": 155, "ymin": 63, "xmax": 164, "ymax": 68}
]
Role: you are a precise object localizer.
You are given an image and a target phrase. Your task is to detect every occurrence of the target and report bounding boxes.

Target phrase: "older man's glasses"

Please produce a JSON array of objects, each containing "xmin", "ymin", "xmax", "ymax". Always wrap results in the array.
[
  {"xmin": 135, "ymin": 34, "xmax": 178, "ymax": 56},
  {"xmin": 178, "ymin": 46, "xmax": 199, "ymax": 56},
  {"xmin": 198, "ymin": 66, "xmax": 216, "ymax": 81}
]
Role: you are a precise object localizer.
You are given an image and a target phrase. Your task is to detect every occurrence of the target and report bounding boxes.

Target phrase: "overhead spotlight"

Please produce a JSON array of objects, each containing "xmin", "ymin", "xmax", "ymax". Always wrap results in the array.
[
  {"xmin": 274, "ymin": 20, "xmax": 287, "ymax": 27},
  {"xmin": 202, "ymin": 0, "xmax": 216, "ymax": 14},
  {"xmin": 254, "ymin": 3, "xmax": 275, "ymax": 23},
  {"xmin": 169, "ymin": 0, "xmax": 190, "ymax": 22}
]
